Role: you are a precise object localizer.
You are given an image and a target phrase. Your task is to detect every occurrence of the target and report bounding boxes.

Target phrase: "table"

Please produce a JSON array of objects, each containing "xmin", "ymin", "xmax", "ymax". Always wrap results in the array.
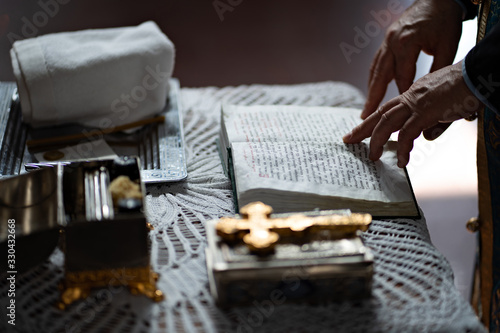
[{"xmin": 0, "ymin": 81, "xmax": 485, "ymax": 333}]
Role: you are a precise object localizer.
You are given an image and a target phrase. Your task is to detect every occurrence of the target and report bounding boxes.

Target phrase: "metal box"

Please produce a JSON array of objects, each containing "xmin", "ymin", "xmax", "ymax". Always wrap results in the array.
[
  {"xmin": 0, "ymin": 157, "xmax": 163, "ymax": 309},
  {"xmin": 205, "ymin": 202, "xmax": 374, "ymax": 307}
]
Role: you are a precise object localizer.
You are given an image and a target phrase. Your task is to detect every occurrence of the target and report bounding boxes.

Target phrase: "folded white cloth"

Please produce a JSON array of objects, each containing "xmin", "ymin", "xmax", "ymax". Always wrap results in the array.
[{"xmin": 10, "ymin": 21, "xmax": 175, "ymax": 128}]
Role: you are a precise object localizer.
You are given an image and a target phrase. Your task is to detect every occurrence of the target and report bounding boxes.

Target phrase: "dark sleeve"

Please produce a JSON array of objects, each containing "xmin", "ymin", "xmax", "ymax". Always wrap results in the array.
[
  {"xmin": 463, "ymin": 22, "xmax": 500, "ymax": 114},
  {"xmin": 453, "ymin": 0, "xmax": 478, "ymax": 20}
]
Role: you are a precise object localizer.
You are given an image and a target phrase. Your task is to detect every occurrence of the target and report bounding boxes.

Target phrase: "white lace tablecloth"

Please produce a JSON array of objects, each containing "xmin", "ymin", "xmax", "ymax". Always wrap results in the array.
[{"xmin": 0, "ymin": 82, "xmax": 486, "ymax": 333}]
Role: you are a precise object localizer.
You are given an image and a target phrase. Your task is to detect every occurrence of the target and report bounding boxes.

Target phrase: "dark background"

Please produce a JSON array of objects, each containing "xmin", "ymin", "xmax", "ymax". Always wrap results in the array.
[{"xmin": 0, "ymin": 0, "xmax": 411, "ymax": 95}]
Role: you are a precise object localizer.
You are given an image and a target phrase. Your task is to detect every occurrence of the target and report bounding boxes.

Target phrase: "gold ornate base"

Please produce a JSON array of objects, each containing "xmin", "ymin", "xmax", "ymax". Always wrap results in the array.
[{"xmin": 58, "ymin": 266, "xmax": 163, "ymax": 310}]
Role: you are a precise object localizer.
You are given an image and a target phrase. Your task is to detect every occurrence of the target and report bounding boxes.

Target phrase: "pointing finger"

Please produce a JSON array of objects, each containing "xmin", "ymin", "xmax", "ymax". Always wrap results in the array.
[
  {"xmin": 344, "ymin": 97, "xmax": 401, "ymax": 144},
  {"xmin": 362, "ymin": 47, "xmax": 395, "ymax": 119},
  {"xmin": 343, "ymin": 110, "xmax": 381, "ymax": 144},
  {"xmin": 394, "ymin": 45, "xmax": 420, "ymax": 94},
  {"xmin": 429, "ymin": 44, "xmax": 458, "ymax": 73}
]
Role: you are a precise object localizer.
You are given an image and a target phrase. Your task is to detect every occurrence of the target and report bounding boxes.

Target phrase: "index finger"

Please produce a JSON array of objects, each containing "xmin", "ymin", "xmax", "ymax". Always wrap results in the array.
[
  {"xmin": 429, "ymin": 42, "xmax": 459, "ymax": 73},
  {"xmin": 344, "ymin": 98, "xmax": 400, "ymax": 143},
  {"xmin": 362, "ymin": 47, "xmax": 396, "ymax": 119},
  {"xmin": 394, "ymin": 45, "xmax": 420, "ymax": 94},
  {"xmin": 343, "ymin": 110, "xmax": 382, "ymax": 144}
]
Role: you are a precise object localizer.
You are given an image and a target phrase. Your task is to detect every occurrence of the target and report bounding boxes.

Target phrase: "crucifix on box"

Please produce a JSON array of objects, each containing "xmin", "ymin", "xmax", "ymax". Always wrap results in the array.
[{"xmin": 216, "ymin": 201, "xmax": 372, "ymax": 254}]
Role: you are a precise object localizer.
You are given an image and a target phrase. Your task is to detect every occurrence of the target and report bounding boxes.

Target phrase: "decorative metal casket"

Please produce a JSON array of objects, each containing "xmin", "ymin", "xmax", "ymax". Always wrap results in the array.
[{"xmin": 205, "ymin": 202, "xmax": 374, "ymax": 307}]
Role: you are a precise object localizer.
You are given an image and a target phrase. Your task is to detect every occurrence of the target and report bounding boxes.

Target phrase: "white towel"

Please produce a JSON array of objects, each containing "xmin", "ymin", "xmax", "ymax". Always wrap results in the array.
[{"xmin": 10, "ymin": 21, "xmax": 175, "ymax": 128}]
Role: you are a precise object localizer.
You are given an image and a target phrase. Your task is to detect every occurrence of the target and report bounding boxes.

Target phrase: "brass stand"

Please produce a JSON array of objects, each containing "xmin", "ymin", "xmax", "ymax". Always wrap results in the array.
[{"xmin": 58, "ymin": 266, "xmax": 163, "ymax": 310}]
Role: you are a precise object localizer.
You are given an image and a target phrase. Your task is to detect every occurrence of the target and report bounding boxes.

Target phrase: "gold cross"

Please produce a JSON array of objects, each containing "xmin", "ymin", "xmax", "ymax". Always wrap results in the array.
[{"xmin": 216, "ymin": 202, "xmax": 372, "ymax": 254}]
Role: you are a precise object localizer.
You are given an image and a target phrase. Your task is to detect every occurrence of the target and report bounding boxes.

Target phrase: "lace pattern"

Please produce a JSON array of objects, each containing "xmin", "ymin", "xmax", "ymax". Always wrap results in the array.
[{"xmin": 0, "ymin": 81, "xmax": 485, "ymax": 333}]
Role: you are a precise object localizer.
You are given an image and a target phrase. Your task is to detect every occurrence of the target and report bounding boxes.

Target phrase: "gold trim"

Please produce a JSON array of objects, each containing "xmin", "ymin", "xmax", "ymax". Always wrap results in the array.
[
  {"xmin": 477, "ymin": 0, "xmax": 491, "ymax": 42},
  {"xmin": 58, "ymin": 266, "xmax": 163, "ymax": 309},
  {"xmin": 478, "ymin": 108, "xmax": 494, "ymax": 327},
  {"xmin": 475, "ymin": 0, "xmax": 493, "ymax": 327},
  {"xmin": 472, "ymin": 260, "xmax": 482, "ymax": 314}
]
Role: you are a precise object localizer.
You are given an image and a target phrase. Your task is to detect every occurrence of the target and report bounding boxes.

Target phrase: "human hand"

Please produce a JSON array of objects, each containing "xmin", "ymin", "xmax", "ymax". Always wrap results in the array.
[
  {"xmin": 343, "ymin": 61, "xmax": 482, "ymax": 168},
  {"xmin": 362, "ymin": 0, "xmax": 464, "ymax": 120}
]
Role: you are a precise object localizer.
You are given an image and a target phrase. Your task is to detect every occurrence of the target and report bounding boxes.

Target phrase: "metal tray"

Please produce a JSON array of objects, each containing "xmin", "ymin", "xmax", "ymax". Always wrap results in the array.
[{"xmin": 0, "ymin": 79, "xmax": 187, "ymax": 183}]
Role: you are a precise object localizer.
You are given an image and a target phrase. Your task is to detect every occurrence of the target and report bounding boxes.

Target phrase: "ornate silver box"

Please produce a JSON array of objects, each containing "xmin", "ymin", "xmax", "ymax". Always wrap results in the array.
[{"xmin": 205, "ymin": 202, "xmax": 374, "ymax": 307}]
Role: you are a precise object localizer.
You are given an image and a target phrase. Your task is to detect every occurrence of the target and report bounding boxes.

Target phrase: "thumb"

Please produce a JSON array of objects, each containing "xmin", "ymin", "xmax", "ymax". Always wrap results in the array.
[
  {"xmin": 423, "ymin": 123, "xmax": 452, "ymax": 140},
  {"xmin": 429, "ymin": 49, "xmax": 456, "ymax": 73}
]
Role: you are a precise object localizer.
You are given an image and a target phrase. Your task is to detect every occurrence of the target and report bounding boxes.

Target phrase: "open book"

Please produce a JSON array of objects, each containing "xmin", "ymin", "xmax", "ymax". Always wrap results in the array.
[{"xmin": 219, "ymin": 104, "xmax": 419, "ymax": 218}]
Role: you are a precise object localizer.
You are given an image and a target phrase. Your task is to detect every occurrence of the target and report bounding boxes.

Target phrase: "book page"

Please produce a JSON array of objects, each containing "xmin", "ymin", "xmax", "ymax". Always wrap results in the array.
[
  {"xmin": 222, "ymin": 104, "xmax": 361, "ymax": 144},
  {"xmin": 232, "ymin": 140, "xmax": 413, "ymax": 204},
  {"xmin": 222, "ymin": 104, "xmax": 417, "ymax": 215}
]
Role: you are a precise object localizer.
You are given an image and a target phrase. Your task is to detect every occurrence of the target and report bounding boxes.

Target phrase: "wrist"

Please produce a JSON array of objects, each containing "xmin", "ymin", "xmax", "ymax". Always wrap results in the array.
[
  {"xmin": 412, "ymin": 0, "xmax": 465, "ymax": 23},
  {"xmin": 449, "ymin": 0, "xmax": 469, "ymax": 20},
  {"xmin": 456, "ymin": 61, "xmax": 484, "ymax": 119}
]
